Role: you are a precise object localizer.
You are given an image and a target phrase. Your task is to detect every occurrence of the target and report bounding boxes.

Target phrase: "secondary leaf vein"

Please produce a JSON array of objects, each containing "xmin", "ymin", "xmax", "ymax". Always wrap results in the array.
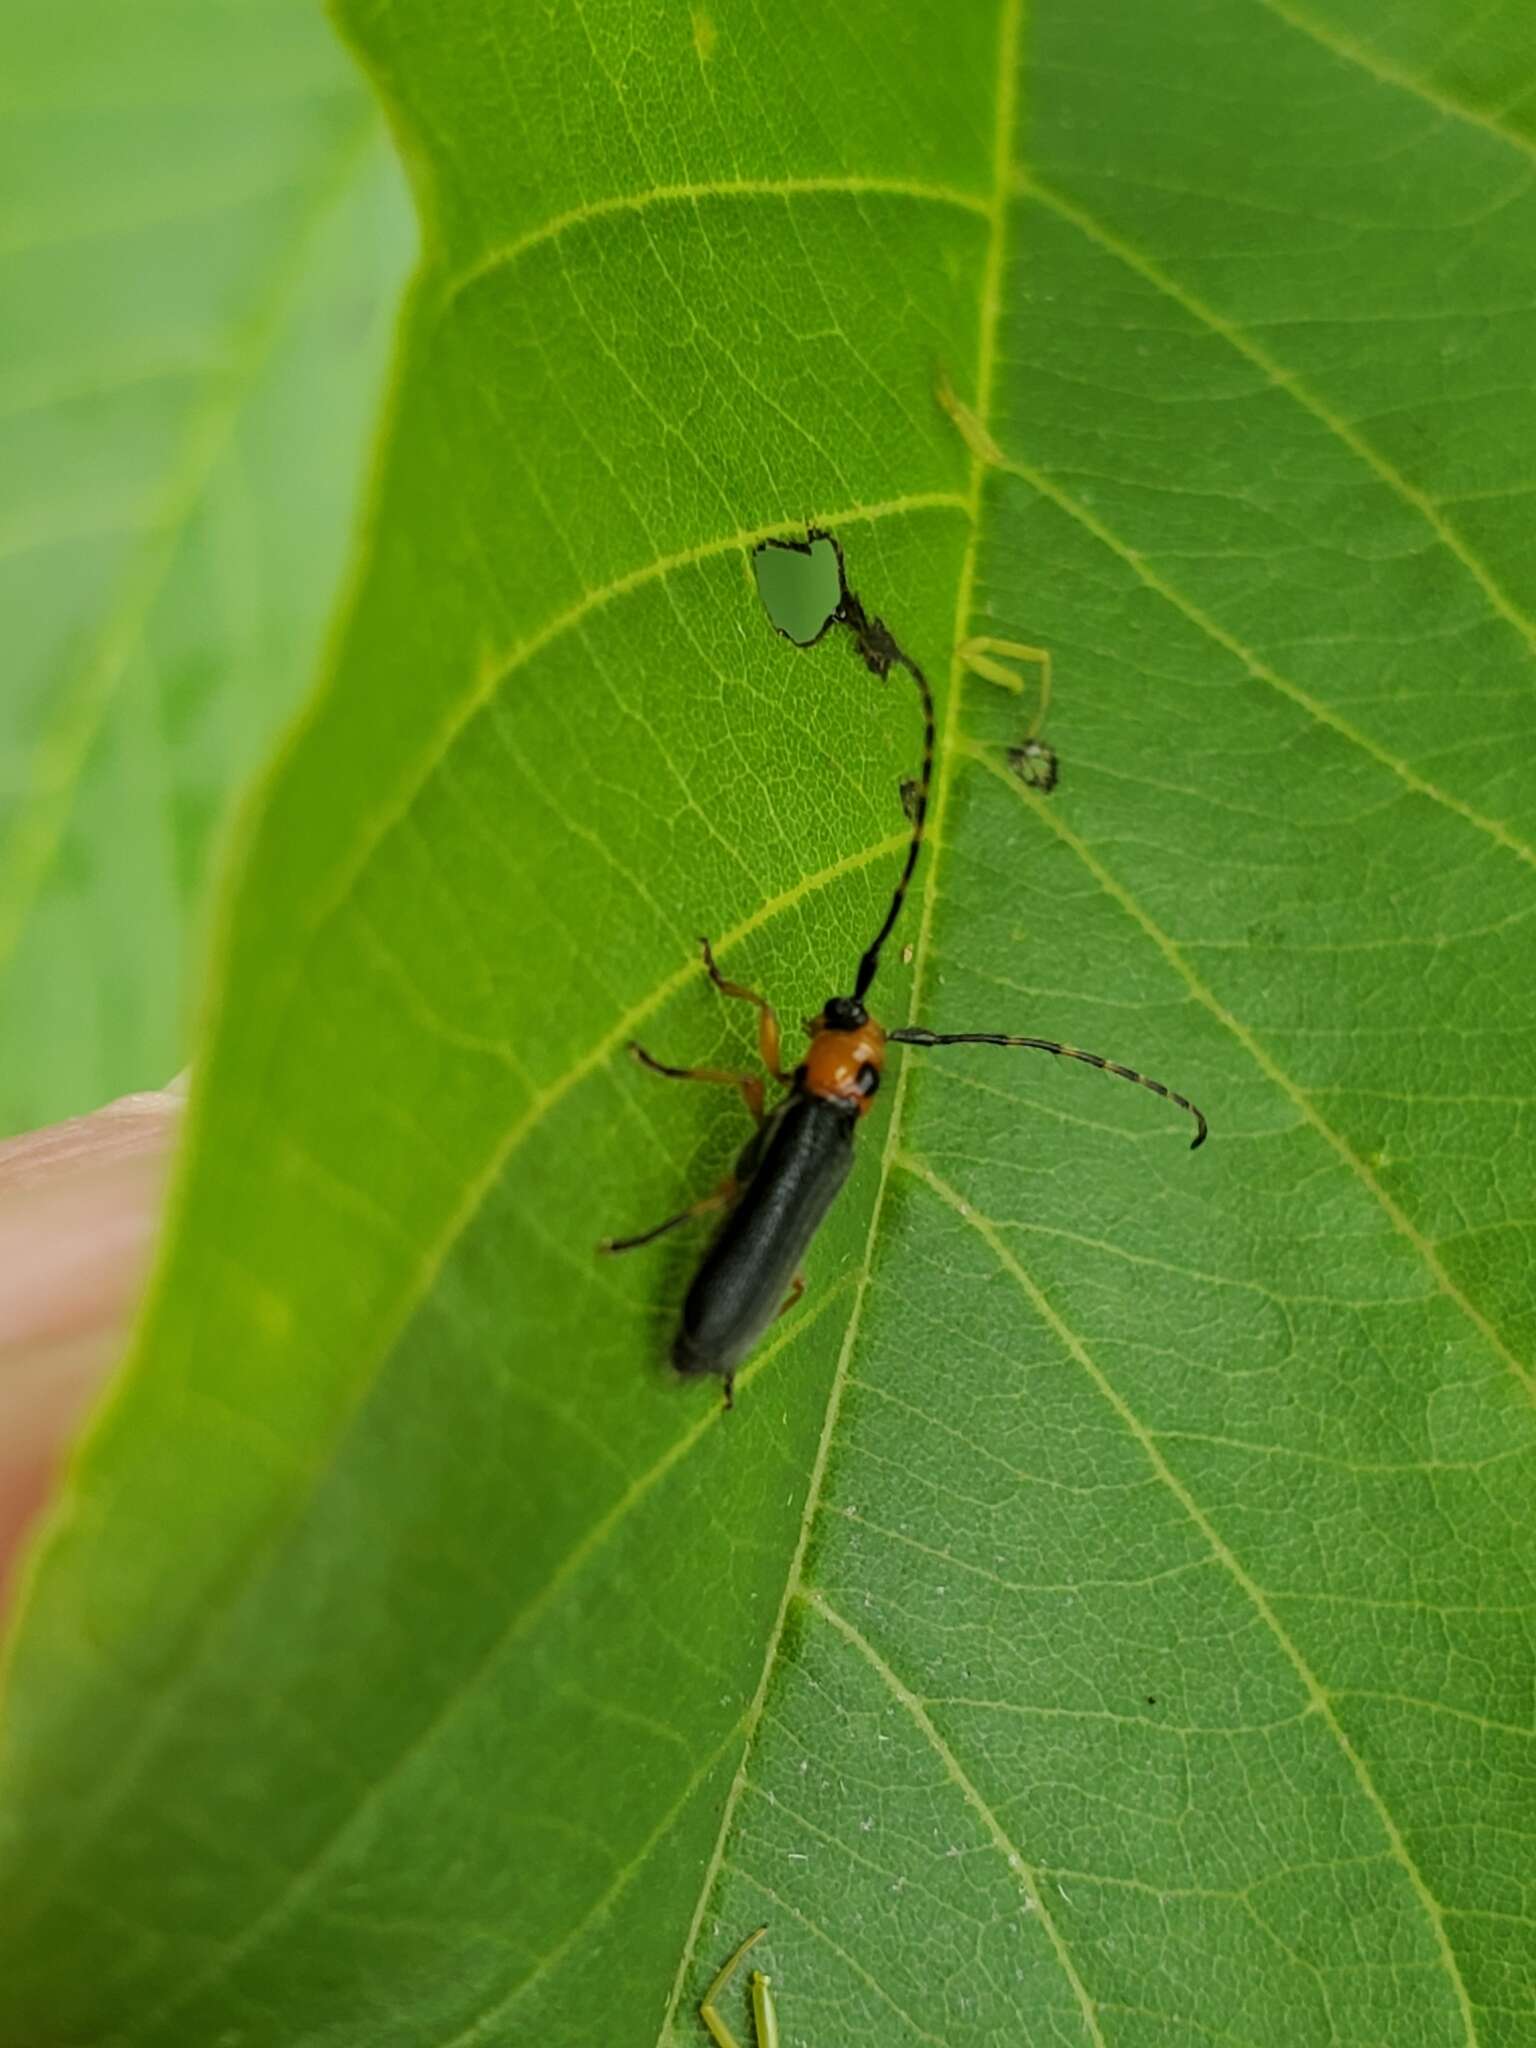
[
  {"xmin": 443, "ymin": 174, "xmax": 991, "ymax": 305},
  {"xmin": 908, "ymin": 1154, "xmax": 1480, "ymax": 2046}
]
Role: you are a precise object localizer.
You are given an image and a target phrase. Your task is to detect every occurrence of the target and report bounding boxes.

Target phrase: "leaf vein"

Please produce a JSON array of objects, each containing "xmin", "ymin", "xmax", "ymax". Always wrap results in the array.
[
  {"xmin": 113, "ymin": 1283, "xmax": 847, "ymax": 2045},
  {"xmin": 1251, "ymin": 0, "xmax": 1536, "ymax": 169},
  {"xmin": 806, "ymin": 1588, "xmax": 1109, "ymax": 2048},
  {"xmin": 9, "ymin": 836, "xmax": 897, "ymax": 1949},
  {"xmin": 310, "ymin": 491, "xmax": 969, "ymax": 930},
  {"xmin": 442, "ymin": 174, "xmax": 990, "ymax": 305},
  {"xmin": 978, "ymin": 445, "xmax": 1536, "ymax": 879},
  {"xmin": 908, "ymin": 1155, "xmax": 1481, "ymax": 2046},
  {"xmin": 966, "ymin": 741, "xmax": 1536, "ymax": 1407},
  {"xmin": 652, "ymin": 3, "xmax": 1027, "ymax": 2032},
  {"xmin": 1018, "ymin": 169, "xmax": 1536, "ymax": 675}
]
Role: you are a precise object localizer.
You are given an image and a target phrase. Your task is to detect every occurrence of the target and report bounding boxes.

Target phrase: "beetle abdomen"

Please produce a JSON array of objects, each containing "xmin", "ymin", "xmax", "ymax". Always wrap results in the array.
[{"xmin": 674, "ymin": 1093, "xmax": 857, "ymax": 1379}]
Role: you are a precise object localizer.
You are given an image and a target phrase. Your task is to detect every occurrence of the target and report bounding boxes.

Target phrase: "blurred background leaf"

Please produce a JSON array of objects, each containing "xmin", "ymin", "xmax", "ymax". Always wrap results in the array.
[
  {"xmin": 2, "ymin": 2, "xmax": 1535, "ymax": 2045},
  {"xmin": 0, "ymin": 0, "xmax": 413, "ymax": 1131}
]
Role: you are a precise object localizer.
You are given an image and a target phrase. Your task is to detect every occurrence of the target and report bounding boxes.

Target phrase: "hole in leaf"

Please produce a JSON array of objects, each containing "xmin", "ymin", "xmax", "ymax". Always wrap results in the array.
[{"xmin": 752, "ymin": 532, "xmax": 843, "ymax": 645}]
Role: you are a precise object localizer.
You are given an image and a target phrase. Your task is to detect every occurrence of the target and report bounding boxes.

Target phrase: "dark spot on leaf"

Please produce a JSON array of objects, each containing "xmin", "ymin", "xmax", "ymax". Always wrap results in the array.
[{"xmin": 1007, "ymin": 737, "xmax": 1058, "ymax": 794}]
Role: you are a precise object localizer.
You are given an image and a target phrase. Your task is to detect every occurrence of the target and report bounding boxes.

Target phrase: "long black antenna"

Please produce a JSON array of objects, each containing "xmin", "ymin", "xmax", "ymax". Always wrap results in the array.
[
  {"xmin": 755, "ymin": 528, "xmax": 936, "ymax": 1002},
  {"xmin": 887, "ymin": 1026, "xmax": 1208, "ymax": 1148},
  {"xmin": 834, "ymin": 585, "xmax": 935, "ymax": 1002},
  {"xmin": 753, "ymin": 533, "xmax": 1203, "ymax": 1149}
]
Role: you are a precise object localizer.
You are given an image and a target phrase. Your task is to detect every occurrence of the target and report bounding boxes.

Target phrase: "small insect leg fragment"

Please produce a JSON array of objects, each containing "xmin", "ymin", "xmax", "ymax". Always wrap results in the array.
[
  {"xmin": 597, "ymin": 1171, "xmax": 739, "ymax": 1255},
  {"xmin": 700, "ymin": 1927, "xmax": 779, "ymax": 2048},
  {"xmin": 697, "ymin": 935, "xmax": 785, "ymax": 1081},
  {"xmin": 959, "ymin": 636, "xmax": 1060, "ymax": 792}
]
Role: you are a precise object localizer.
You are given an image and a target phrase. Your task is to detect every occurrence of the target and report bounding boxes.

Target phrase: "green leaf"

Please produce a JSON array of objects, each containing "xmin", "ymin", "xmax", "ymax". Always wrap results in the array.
[
  {"xmin": 0, "ymin": 0, "xmax": 413, "ymax": 1131},
  {"xmin": 4, "ymin": 2, "xmax": 1535, "ymax": 2044}
]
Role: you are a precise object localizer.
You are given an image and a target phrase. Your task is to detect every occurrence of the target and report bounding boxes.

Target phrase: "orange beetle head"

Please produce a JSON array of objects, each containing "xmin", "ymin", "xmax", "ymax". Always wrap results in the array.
[{"xmin": 799, "ymin": 997, "xmax": 886, "ymax": 1115}]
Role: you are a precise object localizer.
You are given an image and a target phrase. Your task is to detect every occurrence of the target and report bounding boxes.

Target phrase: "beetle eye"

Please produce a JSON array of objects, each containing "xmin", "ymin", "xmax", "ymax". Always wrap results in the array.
[{"xmin": 856, "ymin": 1062, "xmax": 881, "ymax": 1097}]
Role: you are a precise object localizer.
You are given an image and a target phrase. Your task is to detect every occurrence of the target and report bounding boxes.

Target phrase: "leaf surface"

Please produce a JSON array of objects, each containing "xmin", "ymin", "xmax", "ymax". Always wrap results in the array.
[
  {"xmin": 0, "ymin": 0, "xmax": 412, "ymax": 1129},
  {"xmin": 3, "ymin": 3, "xmax": 1535, "ymax": 2045}
]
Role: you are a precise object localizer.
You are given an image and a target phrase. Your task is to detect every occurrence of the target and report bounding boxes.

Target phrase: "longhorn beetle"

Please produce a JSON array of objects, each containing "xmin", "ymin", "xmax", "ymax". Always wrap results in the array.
[{"xmin": 600, "ymin": 533, "xmax": 1207, "ymax": 1406}]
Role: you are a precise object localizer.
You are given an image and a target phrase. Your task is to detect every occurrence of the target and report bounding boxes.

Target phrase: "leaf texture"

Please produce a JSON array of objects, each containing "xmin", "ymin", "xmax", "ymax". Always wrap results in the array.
[
  {"xmin": 0, "ymin": 0, "xmax": 412, "ymax": 1130},
  {"xmin": 2, "ymin": 3, "xmax": 1534, "ymax": 2044}
]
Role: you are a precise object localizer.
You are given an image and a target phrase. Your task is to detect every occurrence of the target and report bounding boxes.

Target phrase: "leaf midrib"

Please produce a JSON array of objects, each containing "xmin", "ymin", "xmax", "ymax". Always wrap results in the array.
[
  {"xmin": 4, "ymin": 825, "xmax": 907, "ymax": 1945},
  {"xmin": 653, "ymin": 0, "xmax": 1036, "ymax": 2035},
  {"xmin": 107, "ymin": 1278, "xmax": 858, "ymax": 2048},
  {"xmin": 655, "ymin": 6, "xmax": 1520, "ymax": 2039}
]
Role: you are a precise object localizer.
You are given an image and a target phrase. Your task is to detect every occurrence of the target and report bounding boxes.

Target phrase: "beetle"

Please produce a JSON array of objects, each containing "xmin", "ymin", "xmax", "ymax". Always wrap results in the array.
[{"xmin": 599, "ymin": 539, "xmax": 1206, "ymax": 1406}]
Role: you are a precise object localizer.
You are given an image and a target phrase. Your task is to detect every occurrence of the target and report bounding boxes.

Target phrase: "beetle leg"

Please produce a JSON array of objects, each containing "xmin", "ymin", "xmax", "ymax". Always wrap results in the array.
[
  {"xmin": 776, "ymin": 1272, "xmax": 806, "ymax": 1321},
  {"xmin": 700, "ymin": 1927, "xmax": 775, "ymax": 2048},
  {"xmin": 697, "ymin": 936, "xmax": 784, "ymax": 1083},
  {"xmin": 628, "ymin": 1041, "xmax": 765, "ymax": 1126},
  {"xmin": 958, "ymin": 635, "xmax": 1052, "ymax": 737},
  {"xmin": 750, "ymin": 1964, "xmax": 778, "ymax": 2048},
  {"xmin": 597, "ymin": 1173, "xmax": 737, "ymax": 1255}
]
